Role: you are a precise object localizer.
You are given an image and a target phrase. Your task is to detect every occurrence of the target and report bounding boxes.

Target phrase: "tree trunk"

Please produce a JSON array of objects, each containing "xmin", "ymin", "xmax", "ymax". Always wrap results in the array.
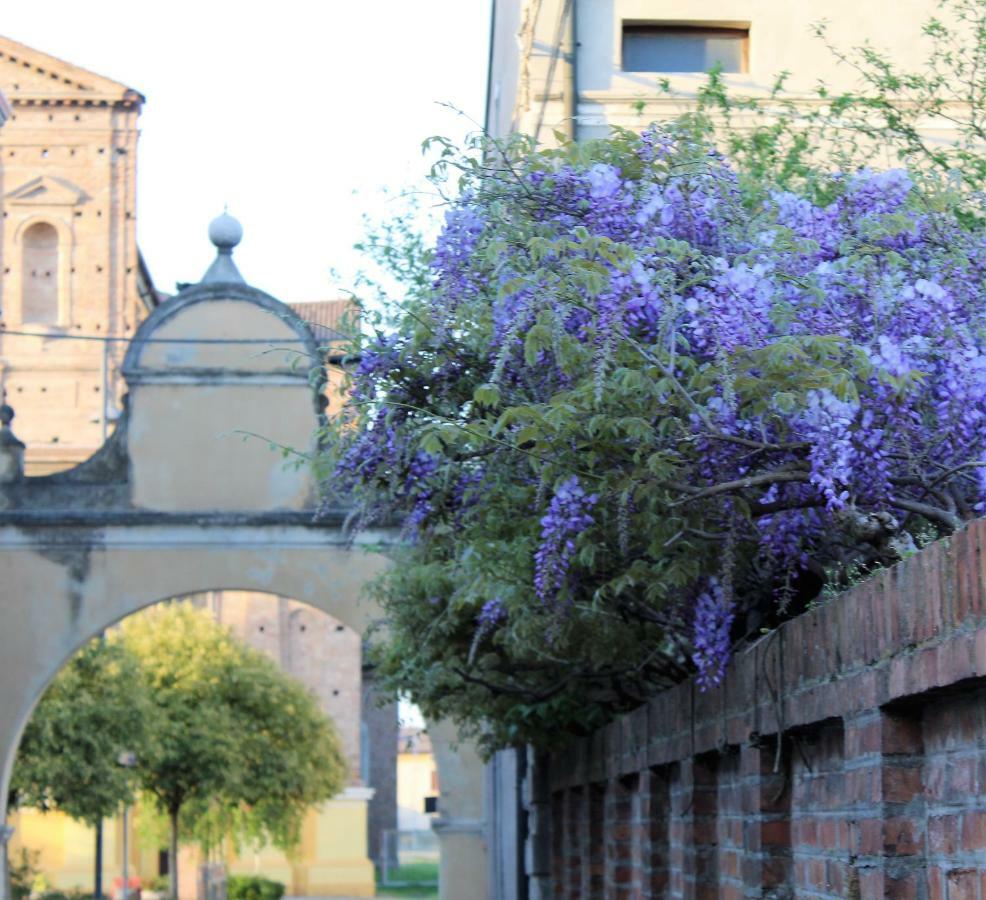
[
  {"xmin": 94, "ymin": 821, "xmax": 103, "ymax": 899},
  {"xmin": 168, "ymin": 809, "xmax": 179, "ymax": 900}
]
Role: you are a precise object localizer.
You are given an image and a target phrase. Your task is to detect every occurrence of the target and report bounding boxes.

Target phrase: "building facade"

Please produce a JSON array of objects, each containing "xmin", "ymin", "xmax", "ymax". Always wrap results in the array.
[{"xmin": 0, "ymin": 36, "xmax": 155, "ymax": 474}]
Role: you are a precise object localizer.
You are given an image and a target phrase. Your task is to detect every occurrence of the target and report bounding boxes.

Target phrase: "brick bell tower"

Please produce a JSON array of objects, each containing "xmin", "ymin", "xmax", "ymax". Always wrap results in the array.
[{"xmin": 0, "ymin": 35, "xmax": 157, "ymax": 474}]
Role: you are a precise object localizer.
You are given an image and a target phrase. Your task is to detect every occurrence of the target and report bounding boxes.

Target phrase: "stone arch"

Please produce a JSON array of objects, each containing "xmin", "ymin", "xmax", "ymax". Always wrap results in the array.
[
  {"xmin": 0, "ymin": 535, "xmax": 391, "ymax": 811},
  {"xmin": 0, "ymin": 220, "xmax": 489, "ymax": 900}
]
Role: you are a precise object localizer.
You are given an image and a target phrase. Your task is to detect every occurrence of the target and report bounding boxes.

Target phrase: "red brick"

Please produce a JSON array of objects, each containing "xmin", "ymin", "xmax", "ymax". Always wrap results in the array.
[
  {"xmin": 881, "ymin": 713, "xmax": 923, "ymax": 755},
  {"xmin": 961, "ymin": 810, "xmax": 986, "ymax": 850},
  {"xmin": 882, "ymin": 764, "xmax": 923, "ymax": 802},
  {"xmin": 761, "ymin": 819, "xmax": 790, "ymax": 848},
  {"xmin": 938, "ymin": 632, "xmax": 976, "ymax": 686},
  {"xmin": 947, "ymin": 757, "xmax": 977, "ymax": 799},
  {"xmin": 817, "ymin": 817, "xmax": 840, "ymax": 849},
  {"xmin": 916, "ymin": 645, "xmax": 940, "ymax": 692},
  {"xmin": 859, "ymin": 869, "xmax": 884, "ymax": 896},
  {"xmin": 826, "ymin": 860, "xmax": 846, "ymax": 894},
  {"xmin": 883, "ymin": 815, "xmax": 922, "ymax": 856},
  {"xmin": 720, "ymin": 850, "xmax": 740, "ymax": 879},
  {"xmin": 797, "ymin": 817, "xmax": 818, "ymax": 846},
  {"xmin": 945, "ymin": 868, "xmax": 977, "ymax": 900},
  {"xmin": 955, "ymin": 528, "xmax": 983, "ymax": 622},
  {"xmin": 808, "ymin": 857, "xmax": 827, "ymax": 888},
  {"xmin": 928, "ymin": 815, "xmax": 959, "ymax": 855},
  {"xmin": 856, "ymin": 817, "xmax": 883, "ymax": 855},
  {"xmin": 885, "ymin": 871, "xmax": 919, "ymax": 899},
  {"xmin": 975, "ymin": 629, "xmax": 986, "ymax": 675},
  {"xmin": 762, "ymin": 855, "xmax": 789, "ymax": 888},
  {"xmin": 889, "ymin": 654, "xmax": 911, "ymax": 699}
]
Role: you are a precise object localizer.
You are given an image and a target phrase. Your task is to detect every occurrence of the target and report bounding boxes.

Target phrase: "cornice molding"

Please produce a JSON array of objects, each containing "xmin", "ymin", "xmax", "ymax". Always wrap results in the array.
[{"xmin": 0, "ymin": 35, "xmax": 144, "ymax": 108}]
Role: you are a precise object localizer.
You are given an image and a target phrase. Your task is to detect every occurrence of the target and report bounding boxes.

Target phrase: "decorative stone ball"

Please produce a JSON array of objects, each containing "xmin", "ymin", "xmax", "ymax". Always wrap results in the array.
[{"xmin": 208, "ymin": 212, "xmax": 243, "ymax": 250}]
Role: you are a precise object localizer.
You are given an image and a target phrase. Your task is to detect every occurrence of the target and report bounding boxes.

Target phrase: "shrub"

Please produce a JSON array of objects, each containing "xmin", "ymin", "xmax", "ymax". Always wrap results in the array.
[{"xmin": 226, "ymin": 876, "xmax": 284, "ymax": 900}]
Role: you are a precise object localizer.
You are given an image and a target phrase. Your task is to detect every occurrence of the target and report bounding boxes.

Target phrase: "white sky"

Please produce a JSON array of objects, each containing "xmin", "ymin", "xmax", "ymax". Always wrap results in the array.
[{"xmin": 2, "ymin": 0, "xmax": 492, "ymax": 302}]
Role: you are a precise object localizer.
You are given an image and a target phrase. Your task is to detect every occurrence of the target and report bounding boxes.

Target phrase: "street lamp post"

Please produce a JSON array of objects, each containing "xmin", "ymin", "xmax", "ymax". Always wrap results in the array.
[{"xmin": 117, "ymin": 752, "xmax": 138, "ymax": 900}]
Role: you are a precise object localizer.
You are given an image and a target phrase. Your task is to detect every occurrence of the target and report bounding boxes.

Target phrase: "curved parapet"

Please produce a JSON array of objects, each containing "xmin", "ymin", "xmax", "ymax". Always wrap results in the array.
[{"xmin": 121, "ymin": 279, "xmax": 323, "ymax": 512}]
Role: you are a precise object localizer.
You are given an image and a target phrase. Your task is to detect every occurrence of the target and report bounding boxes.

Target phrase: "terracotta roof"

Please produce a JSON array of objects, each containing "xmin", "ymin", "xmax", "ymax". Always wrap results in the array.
[{"xmin": 289, "ymin": 299, "xmax": 358, "ymax": 343}]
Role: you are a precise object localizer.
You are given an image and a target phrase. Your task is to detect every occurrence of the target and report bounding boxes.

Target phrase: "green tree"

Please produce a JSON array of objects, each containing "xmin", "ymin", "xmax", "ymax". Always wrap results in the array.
[
  {"xmin": 9, "ymin": 638, "xmax": 151, "ymax": 825},
  {"xmin": 116, "ymin": 603, "xmax": 347, "ymax": 900}
]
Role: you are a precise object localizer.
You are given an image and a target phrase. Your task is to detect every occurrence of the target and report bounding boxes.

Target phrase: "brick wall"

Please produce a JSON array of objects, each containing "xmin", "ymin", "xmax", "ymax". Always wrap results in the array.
[{"xmin": 541, "ymin": 519, "xmax": 986, "ymax": 897}]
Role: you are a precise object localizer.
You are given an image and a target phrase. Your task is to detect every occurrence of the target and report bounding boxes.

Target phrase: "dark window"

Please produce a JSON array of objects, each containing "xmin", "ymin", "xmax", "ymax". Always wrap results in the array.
[
  {"xmin": 622, "ymin": 25, "xmax": 748, "ymax": 73},
  {"xmin": 21, "ymin": 221, "xmax": 59, "ymax": 323}
]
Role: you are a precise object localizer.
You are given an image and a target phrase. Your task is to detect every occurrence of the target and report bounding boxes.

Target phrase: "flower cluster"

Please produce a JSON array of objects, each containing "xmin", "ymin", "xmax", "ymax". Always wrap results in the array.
[
  {"xmin": 533, "ymin": 477, "xmax": 599, "ymax": 606},
  {"xmin": 692, "ymin": 581, "xmax": 735, "ymax": 690}
]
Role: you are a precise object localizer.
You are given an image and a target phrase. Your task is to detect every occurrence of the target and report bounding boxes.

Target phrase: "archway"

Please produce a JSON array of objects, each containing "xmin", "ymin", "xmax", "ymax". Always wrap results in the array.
[
  {"xmin": 0, "ymin": 220, "xmax": 488, "ymax": 900},
  {"xmin": 7, "ymin": 588, "xmax": 379, "ymax": 897}
]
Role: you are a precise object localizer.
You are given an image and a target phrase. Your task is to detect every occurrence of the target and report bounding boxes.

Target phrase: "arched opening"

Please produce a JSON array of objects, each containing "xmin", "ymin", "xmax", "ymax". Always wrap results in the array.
[
  {"xmin": 4, "ymin": 589, "xmax": 410, "ymax": 900},
  {"xmin": 20, "ymin": 222, "xmax": 60, "ymax": 325}
]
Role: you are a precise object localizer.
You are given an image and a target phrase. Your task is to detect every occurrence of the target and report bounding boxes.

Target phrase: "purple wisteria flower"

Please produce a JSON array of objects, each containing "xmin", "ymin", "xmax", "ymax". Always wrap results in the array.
[
  {"xmin": 534, "ymin": 477, "xmax": 598, "ymax": 606},
  {"xmin": 800, "ymin": 389, "xmax": 860, "ymax": 510},
  {"xmin": 692, "ymin": 581, "xmax": 735, "ymax": 691},
  {"xmin": 477, "ymin": 597, "xmax": 507, "ymax": 634}
]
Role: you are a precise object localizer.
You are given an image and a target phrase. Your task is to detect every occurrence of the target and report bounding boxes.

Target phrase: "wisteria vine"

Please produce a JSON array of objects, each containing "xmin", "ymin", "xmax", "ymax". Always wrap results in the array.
[{"xmin": 329, "ymin": 125, "xmax": 986, "ymax": 751}]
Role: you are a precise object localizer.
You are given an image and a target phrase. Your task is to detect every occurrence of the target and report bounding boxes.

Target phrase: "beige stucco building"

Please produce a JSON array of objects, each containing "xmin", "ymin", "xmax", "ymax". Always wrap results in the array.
[
  {"xmin": 486, "ymin": 0, "xmax": 948, "ymax": 146},
  {"xmin": 397, "ymin": 728, "xmax": 439, "ymax": 834}
]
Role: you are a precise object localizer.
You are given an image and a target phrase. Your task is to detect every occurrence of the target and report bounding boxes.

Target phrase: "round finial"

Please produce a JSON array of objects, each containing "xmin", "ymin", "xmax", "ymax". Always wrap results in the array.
[
  {"xmin": 208, "ymin": 211, "xmax": 243, "ymax": 251},
  {"xmin": 0, "ymin": 404, "xmax": 13, "ymax": 427}
]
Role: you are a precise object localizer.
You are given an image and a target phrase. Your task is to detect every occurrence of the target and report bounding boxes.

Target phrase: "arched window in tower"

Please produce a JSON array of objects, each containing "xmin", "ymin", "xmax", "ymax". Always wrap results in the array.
[{"xmin": 21, "ymin": 222, "xmax": 60, "ymax": 324}]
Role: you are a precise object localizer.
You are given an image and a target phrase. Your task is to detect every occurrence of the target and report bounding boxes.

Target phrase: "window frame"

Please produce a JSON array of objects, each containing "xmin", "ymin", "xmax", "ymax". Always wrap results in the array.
[{"xmin": 619, "ymin": 21, "xmax": 751, "ymax": 74}]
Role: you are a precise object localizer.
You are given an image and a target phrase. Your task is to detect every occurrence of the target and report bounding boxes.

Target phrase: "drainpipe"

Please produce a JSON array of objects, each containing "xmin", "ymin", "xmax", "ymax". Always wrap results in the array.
[
  {"xmin": 484, "ymin": 0, "xmax": 497, "ymax": 135},
  {"xmin": 561, "ymin": 0, "xmax": 578, "ymax": 140}
]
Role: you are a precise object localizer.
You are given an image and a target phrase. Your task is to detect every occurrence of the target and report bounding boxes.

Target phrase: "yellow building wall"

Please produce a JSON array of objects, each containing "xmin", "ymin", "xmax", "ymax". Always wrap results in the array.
[
  {"xmin": 397, "ymin": 752, "xmax": 438, "ymax": 833},
  {"xmin": 10, "ymin": 791, "xmax": 375, "ymax": 899},
  {"xmin": 8, "ymin": 809, "xmax": 160, "ymax": 893},
  {"xmin": 226, "ymin": 790, "xmax": 374, "ymax": 898}
]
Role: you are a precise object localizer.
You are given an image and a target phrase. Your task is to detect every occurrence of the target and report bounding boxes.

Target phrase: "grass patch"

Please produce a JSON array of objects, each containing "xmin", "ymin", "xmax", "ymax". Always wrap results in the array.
[
  {"xmin": 376, "ymin": 889, "xmax": 438, "ymax": 899},
  {"xmin": 376, "ymin": 860, "xmax": 439, "ymax": 897}
]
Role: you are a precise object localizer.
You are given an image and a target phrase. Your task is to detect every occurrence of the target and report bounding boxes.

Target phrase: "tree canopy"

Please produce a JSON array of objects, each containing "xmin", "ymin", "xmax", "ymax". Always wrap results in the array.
[
  {"xmin": 9, "ymin": 603, "xmax": 348, "ymax": 900},
  {"xmin": 10, "ymin": 639, "xmax": 150, "ymax": 826},
  {"xmin": 328, "ymin": 2, "xmax": 986, "ymax": 752},
  {"xmin": 117, "ymin": 603, "xmax": 348, "ymax": 899}
]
